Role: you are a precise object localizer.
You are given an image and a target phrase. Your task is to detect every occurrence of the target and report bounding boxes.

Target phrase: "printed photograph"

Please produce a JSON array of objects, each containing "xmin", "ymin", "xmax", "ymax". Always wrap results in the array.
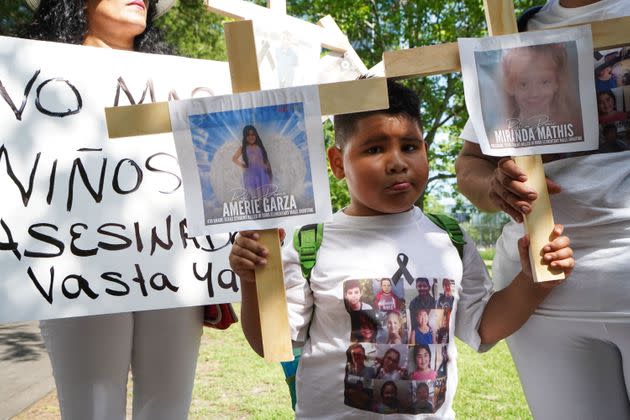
[
  {"xmin": 432, "ymin": 376, "xmax": 447, "ymax": 412},
  {"xmin": 345, "ymin": 342, "xmax": 378, "ymax": 381},
  {"xmin": 344, "ymin": 375, "xmax": 374, "ymax": 411},
  {"xmin": 188, "ymin": 102, "xmax": 316, "ymax": 225},
  {"xmin": 459, "ymin": 25, "xmax": 599, "ymax": 156},
  {"xmin": 372, "ymin": 380, "xmax": 412, "ymax": 415},
  {"xmin": 475, "ymin": 41, "xmax": 584, "ymax": 149},
  {"xmin": 596, "ymin": 87, "xmax": 630, "ymax": 152},
  {"xmin": 376, "ymin": 310, "xmax": 408, "ymax": 345},
  {"xmin": 411, "ymin": 381, "xmax": 436, "ymax": 414},
  {"xmin": 343, "ymin": 279, "xmax": 376, "ymax": 312},
  {"xmin": 350, "ymin": 310, "xmax": 379, "ymax": 343},
  {"xmin": 594, "ymin": 47, "xmax": 630, "ymax": 92},
  {"xmin": 374, "ymin": 345, "xmax": 410, "ymax": 381},
  {"xmin": 371, "ymin": 277, "xmax": 405, "ymax": 312},
  {"xmin": 408, "ymin": 344, "xmax": 438, "ymax": 382}
]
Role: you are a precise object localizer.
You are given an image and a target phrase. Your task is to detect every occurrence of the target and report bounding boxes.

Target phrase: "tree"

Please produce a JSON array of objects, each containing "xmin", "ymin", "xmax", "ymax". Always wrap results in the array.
[
  {"xmin": 156, "ymin": 0, "xmax": 229, "ymax": 60},
  {"xmin": 0, "ymin": 0, "xmax": 32, "ymax": 36},
  {"xmin": 288, "ymin": 0, "xmax": 539, "ymax": 210}
]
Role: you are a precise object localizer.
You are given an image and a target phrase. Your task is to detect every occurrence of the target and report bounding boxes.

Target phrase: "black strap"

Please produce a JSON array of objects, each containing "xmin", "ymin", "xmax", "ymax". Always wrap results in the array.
[{"xmin": 517, "ymin": 5, "xmax": 543, "ymax": 32}]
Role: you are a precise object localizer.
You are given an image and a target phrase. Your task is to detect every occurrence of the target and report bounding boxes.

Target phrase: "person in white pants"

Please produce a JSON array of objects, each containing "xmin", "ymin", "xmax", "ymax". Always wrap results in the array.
[
  {"xmin": 455, "ymin": 0, "xmax": 630, "ymax": 418},
  {"xmin": 20, "ymin": 1, "xmax": 204, "ymax": 418}
]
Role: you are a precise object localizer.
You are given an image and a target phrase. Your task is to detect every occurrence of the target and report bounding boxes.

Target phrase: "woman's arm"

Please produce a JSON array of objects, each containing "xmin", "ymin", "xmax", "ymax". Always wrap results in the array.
[{"xmin": 455, "ymin": 141, "xmax": 561, "ymax": 223}]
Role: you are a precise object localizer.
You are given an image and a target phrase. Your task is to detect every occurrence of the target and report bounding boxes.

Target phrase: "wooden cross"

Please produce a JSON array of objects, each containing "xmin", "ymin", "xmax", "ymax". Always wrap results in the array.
[
  {"xmin": 206, "ymin": 0, "xmax": 348, "ymax": 53},
  {"xmin": 206, "ymin": 0, "xmax": 372, "ymax": 76},
  {"xmin": 105, "ymin": 23, "xmax": 388, "ymax": 362},
  {"xmin": 383, "ymin": 0, "xmax": 630, "ymax": 283}
]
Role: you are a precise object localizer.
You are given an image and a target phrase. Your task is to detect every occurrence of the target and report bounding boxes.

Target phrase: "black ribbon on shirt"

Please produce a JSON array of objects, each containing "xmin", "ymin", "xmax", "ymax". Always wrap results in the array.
[{"xmin": 391, "ymin": 253, "xmax": 415, "ymax": 286}]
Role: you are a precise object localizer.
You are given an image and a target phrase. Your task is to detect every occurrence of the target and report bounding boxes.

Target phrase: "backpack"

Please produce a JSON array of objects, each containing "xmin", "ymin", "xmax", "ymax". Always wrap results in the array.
[{"xmin": 280, "ymin": 213, "xmax": 465, "ymax": 411}]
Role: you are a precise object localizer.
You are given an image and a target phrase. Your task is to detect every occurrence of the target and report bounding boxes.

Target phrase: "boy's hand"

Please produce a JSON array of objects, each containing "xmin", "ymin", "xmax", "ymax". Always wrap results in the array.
[
  {"xmin": 491, "ymin": 158, "xmax": 562, "ymax": 223},
  {"xmin": 229, "ymin": 229, "xmax": 286, "ymax": 283},
  {"xmin": 517, "ymin": 224, "xmax": 574, "ymax": 288}
]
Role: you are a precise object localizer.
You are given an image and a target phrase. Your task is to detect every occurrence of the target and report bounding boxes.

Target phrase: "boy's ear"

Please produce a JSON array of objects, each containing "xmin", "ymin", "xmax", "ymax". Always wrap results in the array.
[{"xmin": 327, "ymin": 146, "xmax": 345, "ymax": 180}]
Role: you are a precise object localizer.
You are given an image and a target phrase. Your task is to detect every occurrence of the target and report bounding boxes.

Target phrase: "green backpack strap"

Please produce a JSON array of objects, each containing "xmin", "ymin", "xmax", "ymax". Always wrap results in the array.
[
  {"xmin": 293, "ymin": 223, "xmax": 324, "ymax": 281},
  {"xmin": 425, "ymin": 213, "xmax": 466, "ymax": 259},
  {"xmin": 284, "ymin": 224, "xmax": 323, "ymax": 411}
]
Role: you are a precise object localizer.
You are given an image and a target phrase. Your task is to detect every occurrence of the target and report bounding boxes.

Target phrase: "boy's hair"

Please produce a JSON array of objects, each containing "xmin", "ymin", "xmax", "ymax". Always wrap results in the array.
[
  {"xmin": 416, "ymin": 277, "xmax": 430, "ymax": 288},
  {"xmin": 344, "ymin": 279, "xmax": 361, "ymax": 294},
  {"xmin": 333, "ymin": 78, "xmax": 422, "ymax": 149}
]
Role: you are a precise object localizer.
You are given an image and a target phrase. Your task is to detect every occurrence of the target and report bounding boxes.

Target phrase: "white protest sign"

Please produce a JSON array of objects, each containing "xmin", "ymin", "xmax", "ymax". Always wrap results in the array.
[
  {"xmin": 169, "ymin": 85, "xmax": 332, "ymax": 236},
  {"xmin": 459, "ymin": 25, "xmax": 598, "ymax": 156},
  {"xmin": 0, "ymin": 36, "xmax": 237, "ymax": 323}
]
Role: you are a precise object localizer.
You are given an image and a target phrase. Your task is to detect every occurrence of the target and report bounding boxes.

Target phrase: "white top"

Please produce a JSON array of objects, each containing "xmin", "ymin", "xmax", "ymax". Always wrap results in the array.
[
  {"xmin": 283, "ymin": 207, "xmax": 493, "ymax": 419},
  {"xmin": 461, "ymin": 0, "xmax": 630, "ymax": 321}
]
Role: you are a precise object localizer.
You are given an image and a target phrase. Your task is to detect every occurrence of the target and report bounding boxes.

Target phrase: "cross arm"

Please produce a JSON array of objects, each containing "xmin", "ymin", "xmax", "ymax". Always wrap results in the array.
[
  {"xmin": 384, "ymin": 16, "xmax": 630, "ymax": 80},
  {"xmin": 104, "ymin": 77, "xmax": 388, "ymax": 138}
]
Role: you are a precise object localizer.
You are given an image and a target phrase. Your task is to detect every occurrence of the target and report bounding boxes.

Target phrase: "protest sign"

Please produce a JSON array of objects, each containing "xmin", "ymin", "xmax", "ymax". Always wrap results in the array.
[
  {"xmin": 169, "ymin": 85, "xmax": 331, "ymax": 236},
  {"xmin": 0, "ymin": 36, "xmax": 236, "ymax": 323},
  {"xmin": 459, "ymin": 25, "xmax": 598, "ymax": 156}
]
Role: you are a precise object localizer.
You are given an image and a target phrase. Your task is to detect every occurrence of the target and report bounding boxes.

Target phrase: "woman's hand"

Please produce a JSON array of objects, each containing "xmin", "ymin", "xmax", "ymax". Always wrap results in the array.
[{"xmin": 490, "ymin": 158, "xmax": 562, "ymax": 223}]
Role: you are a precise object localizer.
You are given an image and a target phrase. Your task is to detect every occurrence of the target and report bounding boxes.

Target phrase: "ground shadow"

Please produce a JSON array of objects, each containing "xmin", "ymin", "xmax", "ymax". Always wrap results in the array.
[{"xmin": 0, "ymin": 323, "xmax": 46, "ymax": 362}]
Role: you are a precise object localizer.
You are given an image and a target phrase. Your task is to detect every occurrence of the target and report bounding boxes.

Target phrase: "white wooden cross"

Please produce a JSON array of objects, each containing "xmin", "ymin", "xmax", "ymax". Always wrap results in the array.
[{"xmin": 383, "ymin": 0, "xmax": 630, "ymax": 283}]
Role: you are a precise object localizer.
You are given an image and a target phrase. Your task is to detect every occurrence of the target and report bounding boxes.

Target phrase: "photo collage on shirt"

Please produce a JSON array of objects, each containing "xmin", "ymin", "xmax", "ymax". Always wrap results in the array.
[
  {"xmin": 550, "ymin": 45, "xmax": 630, "ymax": 160},
  {"xmin": 594, "ymin": 47, "xmax": 630, "ymax": 153},
  {"xmin": 343, "ymin": 273, "xmax": 454, "ymax": 415}
]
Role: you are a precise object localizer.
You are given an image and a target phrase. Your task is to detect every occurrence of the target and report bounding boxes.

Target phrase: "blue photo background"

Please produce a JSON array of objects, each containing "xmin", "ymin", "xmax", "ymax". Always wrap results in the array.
[{"xmin": 188, "ymin": 102, "xmax": 316, "ymax": 223}]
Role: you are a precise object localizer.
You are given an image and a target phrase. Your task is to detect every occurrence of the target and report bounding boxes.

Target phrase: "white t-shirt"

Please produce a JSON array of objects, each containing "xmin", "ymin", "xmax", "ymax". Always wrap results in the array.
[
  {"xmin": 283, "ymin": 207, "xmax": 493, "ymax": 419},
  {"xmin": 461, "ymin": 0, "xmax": 630, "ymax": 320}
]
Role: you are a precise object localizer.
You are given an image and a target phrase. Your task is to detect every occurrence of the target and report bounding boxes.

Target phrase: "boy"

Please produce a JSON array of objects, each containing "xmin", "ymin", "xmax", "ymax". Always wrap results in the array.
[{"xmin": 230, "ymin": 80, "xmax": 574, "ymax": 418}]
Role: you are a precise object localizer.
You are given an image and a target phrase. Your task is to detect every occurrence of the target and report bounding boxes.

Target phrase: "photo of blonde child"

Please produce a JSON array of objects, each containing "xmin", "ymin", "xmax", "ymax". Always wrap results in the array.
[{"xmin": 490, "ymin": 42, "xmax": 583, "ymax": 147}]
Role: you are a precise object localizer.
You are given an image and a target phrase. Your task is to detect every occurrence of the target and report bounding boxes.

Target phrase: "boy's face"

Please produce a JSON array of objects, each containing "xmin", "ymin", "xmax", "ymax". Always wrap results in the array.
[
  {"xmin": 345, "ymin": 286, "xmax": 362, "ymax": 306},
  {"xmin": 416, "ymin": 280, "xmax": 430, "ymax": 296},
  {"xmin": 328, "ymin": 114, "xmax": 427, "ymax": 217},
  {"xmin": 381, "ymin": 279, "xmax": 392, "ymax": 293}
]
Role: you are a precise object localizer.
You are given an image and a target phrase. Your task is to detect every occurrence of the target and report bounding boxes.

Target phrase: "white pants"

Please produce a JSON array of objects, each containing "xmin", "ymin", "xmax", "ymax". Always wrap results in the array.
[
  {"xmin": 40, "ymin": 306, "xmax": 203, "ymax": 420},
  {"xmin": 507, "ymin": 315, "xmax": 630, "ymax": 420}
]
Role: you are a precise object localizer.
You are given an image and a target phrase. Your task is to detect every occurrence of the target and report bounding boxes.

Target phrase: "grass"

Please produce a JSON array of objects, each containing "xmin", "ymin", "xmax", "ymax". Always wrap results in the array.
[
  {"xmin": 21, "ymin": 302, "xmax": 531, "ymax": 419},
  {"xmin": 478, "ymin": 247, "xmax": 496, "ymax": 261}
]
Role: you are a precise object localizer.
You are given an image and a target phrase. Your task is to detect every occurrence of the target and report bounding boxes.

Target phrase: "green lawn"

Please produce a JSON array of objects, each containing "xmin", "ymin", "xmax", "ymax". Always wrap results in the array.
[{"xmin": 191, "ymin": 304, "xmax": 532, "ymax": 419}]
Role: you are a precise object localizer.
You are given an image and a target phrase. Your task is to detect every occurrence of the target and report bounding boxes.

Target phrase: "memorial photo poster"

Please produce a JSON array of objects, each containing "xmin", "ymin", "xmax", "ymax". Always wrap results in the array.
[
  {"xmin": 0, "ymin": 36, "xmax": 237, "ymax": 324},
  {"xmin": 459, "ymin": 25, "xmax": 598, "ymax": 156},
  {"xmin": 169, "ymin": 85, "xmax": 332, "ymax": 236}
]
